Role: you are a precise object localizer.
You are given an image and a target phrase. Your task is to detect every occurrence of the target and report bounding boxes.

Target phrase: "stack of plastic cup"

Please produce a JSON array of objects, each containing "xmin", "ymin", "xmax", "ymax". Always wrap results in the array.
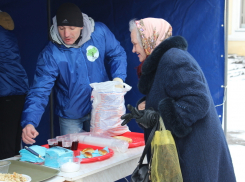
[{"xmin": 78, "ymin": 134, "xmax": 129, "ymax": 153}]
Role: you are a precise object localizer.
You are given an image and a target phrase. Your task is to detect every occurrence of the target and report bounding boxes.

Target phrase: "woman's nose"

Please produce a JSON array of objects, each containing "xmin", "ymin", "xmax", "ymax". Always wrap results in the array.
[{"xmin": 132, "ymin": 46, "xmax": 135, "ymax": 53}]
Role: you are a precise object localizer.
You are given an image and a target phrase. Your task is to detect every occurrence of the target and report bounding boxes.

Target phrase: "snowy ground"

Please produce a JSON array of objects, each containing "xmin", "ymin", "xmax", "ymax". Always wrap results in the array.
[{"xmin": 226, "ymin": 55, "xmax": 245, "ymax": 182}]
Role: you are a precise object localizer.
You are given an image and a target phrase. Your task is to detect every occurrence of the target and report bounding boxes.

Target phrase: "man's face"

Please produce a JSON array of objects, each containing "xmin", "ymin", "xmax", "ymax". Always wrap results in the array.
[
  {"xmin": 130, "ymin": 28, "xmax": 147, "ymax": 62},
  {"xmin": 58, "ymin": 26, "xmax": 83, "ymax": 45}
]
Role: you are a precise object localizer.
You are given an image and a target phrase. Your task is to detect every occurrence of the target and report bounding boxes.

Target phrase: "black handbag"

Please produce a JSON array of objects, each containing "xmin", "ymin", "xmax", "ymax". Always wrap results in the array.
[{"xmin": 131, "ymin": 122, "xmax": 158, "ymax": 182}]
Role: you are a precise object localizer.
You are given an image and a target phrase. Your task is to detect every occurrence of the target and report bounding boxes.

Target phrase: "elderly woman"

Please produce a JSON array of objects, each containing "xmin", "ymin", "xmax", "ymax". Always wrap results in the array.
[{"xmin": 121, "ymin": 18, "xmax": 236, "ymax": 181}]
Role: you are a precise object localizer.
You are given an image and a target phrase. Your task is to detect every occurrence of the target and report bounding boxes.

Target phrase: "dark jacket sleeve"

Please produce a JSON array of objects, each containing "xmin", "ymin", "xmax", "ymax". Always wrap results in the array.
[{"xmin": 158, "ymin": 48, "xmax": 211, "ymax": 137}]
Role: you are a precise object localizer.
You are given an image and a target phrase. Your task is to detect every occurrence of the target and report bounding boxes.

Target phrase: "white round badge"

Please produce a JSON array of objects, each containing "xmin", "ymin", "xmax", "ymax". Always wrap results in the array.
[{"xmin": 86, "ymin": 45, "xmax": 99, "ymax": 62}]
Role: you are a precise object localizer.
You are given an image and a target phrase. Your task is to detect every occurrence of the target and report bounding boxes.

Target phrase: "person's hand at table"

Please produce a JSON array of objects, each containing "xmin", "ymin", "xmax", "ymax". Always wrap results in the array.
[{"xmin": 22, "ymin": 124, "xmax": 39, "ymax": 144}]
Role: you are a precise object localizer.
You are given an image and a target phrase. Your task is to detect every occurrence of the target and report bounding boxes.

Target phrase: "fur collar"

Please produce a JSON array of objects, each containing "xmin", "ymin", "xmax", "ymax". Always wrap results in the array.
[{"xmin": 138, "ymin": 36, "xmax": 188, "ymax": 95}]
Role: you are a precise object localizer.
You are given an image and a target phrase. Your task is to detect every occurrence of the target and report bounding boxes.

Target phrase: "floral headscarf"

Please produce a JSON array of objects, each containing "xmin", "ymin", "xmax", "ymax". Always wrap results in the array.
[
  {"xmin": 136, "ymin": 18, "xmax": 172, "ymax": 55},
  {"xmin": 135, "ymin": 18, "xmax": 172, "ymax": 77}
]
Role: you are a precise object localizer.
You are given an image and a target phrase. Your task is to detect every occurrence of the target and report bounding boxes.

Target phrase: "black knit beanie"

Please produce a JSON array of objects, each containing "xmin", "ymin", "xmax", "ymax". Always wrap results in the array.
[{"xmin": 56, "ymin": 3, "xmax": 83, "ymax": 27}]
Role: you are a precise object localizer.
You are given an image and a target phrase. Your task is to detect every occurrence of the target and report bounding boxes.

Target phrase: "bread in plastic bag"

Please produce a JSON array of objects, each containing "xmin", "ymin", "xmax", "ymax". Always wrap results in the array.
[{"xmin": 90, "ymin": 81, "xmax": 131, "ymax": 136}]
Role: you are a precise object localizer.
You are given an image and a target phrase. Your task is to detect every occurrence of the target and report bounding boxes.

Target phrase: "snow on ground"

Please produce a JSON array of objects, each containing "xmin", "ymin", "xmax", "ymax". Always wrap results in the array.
[{"xmin": 227, "ymin": 56, "xmax": 245, "ymax": 182}]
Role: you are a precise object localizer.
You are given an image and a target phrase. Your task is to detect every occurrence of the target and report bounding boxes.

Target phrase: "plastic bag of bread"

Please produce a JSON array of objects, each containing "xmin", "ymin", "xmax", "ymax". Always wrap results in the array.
[{"xmin": 90, "ymin": 81, "xmax": 131, "ymax": 136}]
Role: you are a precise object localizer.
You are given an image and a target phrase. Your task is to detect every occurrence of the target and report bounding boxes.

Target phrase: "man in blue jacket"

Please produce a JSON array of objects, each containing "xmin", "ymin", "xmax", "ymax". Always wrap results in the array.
[
  {"xmin": 21, "ymin": 3, "xmax": 127, "ymax": 144},
  {"xmin": 0, "ymin": 11, "xmax": 29, "ymax": 159}
]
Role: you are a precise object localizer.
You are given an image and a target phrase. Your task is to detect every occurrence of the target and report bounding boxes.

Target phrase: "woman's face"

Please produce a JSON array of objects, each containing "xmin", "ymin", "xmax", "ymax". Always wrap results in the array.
[{"xmin": 130, "ymin": 28, "xmax": 147, "ymax": 62}]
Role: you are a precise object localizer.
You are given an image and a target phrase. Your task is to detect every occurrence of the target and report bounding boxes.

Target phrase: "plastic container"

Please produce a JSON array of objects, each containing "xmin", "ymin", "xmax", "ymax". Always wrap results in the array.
[
  {"xmin": 58, "ymin": 157, "xmax": 82, "ymax": 173},
  {"xmin": 78, "ymin": 134, "xmax": 129, "ymax": 153},
  {"xmin": 0, "ymin": 161, "xmax": 11, "ymax": 173}
]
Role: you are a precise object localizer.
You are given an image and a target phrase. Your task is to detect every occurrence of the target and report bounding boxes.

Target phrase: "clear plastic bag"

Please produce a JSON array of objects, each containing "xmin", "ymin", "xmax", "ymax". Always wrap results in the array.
[
  {"xmin": 78, "ymin": 132, "xmax": 129, "ymax": 153},
  {"xmin": 90, "ymin": 81, "xmax": 131, "ymax": 136}
]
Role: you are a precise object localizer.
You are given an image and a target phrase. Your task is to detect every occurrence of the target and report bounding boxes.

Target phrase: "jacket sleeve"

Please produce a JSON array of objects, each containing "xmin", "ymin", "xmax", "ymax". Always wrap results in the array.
[
  {"xmin": 0, "ymin": 27, "xmax": 29, "ymax": 97},
  {"xmin": 21, "ymin": 47, "xmax": 59, "ymax": 128},
  {"xmin": 99, "ymin": 22, "xmax": 127, "ymax": 81},
  {"xmin": 158, "ymin": 50, "xmax": 211, "ymax": 137}
]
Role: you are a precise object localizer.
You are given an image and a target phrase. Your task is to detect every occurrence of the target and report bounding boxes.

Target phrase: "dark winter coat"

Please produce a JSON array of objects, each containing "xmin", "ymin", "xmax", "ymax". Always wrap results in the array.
[{"xmin": 137, "ymin": 36, "xmax": 236, "ymax": 182}]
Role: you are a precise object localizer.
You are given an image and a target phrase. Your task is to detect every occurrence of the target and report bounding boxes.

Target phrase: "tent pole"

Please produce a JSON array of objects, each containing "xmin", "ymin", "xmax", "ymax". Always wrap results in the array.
[
  {"xmin": 47, "ymin": 0, "xmax": 54, "ymax": 138},
  {"xmin": 224, "ymin": 0, "xmax": 229, "ymax": 138}
]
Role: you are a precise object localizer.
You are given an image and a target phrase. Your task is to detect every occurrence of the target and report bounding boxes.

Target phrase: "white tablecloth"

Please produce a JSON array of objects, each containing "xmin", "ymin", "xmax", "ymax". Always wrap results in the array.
[{"xmin": 6, "ymin": 146, "xmax": 144, "ymax": 182}]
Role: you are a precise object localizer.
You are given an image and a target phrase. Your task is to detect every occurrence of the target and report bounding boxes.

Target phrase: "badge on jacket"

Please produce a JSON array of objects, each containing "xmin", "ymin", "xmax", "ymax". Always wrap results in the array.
[{"xmin": 86, "ymin": 45, "xmax": 99, "ymax": 62}]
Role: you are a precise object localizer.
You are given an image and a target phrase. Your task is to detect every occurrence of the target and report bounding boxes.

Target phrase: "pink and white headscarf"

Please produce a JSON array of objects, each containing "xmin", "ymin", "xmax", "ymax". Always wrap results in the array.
[{"xmin": 135, "ymin": 18, "xmax": 172, "ymax": 56}]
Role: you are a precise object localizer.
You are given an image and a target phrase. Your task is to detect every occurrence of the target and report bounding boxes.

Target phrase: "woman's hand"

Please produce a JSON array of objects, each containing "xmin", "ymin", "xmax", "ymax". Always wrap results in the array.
[
  {"xmin": 121, "ymin": 104, "xmax": 159, "ymax": 128},
  {"xmin": 138, "ymin": 101, "xmax": 146, "ymax": 110}
]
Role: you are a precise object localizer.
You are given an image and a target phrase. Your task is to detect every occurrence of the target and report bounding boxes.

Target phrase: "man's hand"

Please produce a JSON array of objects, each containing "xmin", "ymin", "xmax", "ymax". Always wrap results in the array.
[
  {"xmin": 113, "ymin": 77, "xmax": 124, "ymax": 88},
  {"xmin": 22, "ymin": 124, "xmax": 39, "ymax": 144}
]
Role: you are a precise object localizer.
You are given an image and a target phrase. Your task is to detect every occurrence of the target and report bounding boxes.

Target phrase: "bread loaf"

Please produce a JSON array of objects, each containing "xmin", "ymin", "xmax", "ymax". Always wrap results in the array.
[
  {"xmin": 81, "ymin": 148, "xmax": 94, "ymax": 154},
  {"xmin": 113, "ymin": 136, "xmax": 132, "ymax": 143},
  {"xmin": 98, "ymin": 149, "xmax": 108, "ymax": 155},
  {"xmin": 83, "ymin": 152, "xmax": 93, "ymax": 158}
]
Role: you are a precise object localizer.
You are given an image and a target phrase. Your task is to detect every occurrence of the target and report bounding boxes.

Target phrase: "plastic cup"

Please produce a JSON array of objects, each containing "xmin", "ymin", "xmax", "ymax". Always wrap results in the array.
[
  {"xmin": 70, "ymin": 134, "xmax": 79, "ymax": 150},
  {"xmin": 62, "ymin": 139, "xmax": 72, "ymax": 149},
  {"xmin": 56, "ymin": 136, "xmax": 66, "ymax": 147},
  {"xmin": 0, "ymin": 161, "xmax": 11, "ymax": 173},
  {"xmin": 47, "ymin": 138, "xmax": 58, "ymax": 148},
  {"xmin": 58, "ymin": 157, "xmax": 82, "ymax": 173}
]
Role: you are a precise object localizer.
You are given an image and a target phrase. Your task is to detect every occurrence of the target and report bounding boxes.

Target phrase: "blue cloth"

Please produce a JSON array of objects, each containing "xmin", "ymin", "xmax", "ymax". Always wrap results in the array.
[
  {"xmin": 44, "ymin": 146, "xmax": 73, "ymax": 168},
  {"xmin": 0, "ymin": 26, "xmax": 29, "ymax": 97},
  {"xmin": 59, "ymin": 114, "xmax": 91, "ymax": 135},
  {"xmin": 21, "ymin": 22, "xmax": 127, "ymax": 128},
  {"xmin": 138, "ymin": 36, "xmax": 236, "ymax": 182},
  {"xmin": 19, "ymin": 145, "xmax": 46, "ymax": 163}
]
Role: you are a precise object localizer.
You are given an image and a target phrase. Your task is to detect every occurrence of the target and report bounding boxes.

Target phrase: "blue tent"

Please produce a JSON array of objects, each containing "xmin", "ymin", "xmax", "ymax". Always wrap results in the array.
[
  {"xmin": 1, "ymin": 0, "xmax": 226, "ymax": 173},
  {"xmin": 1, "ymin": 0, "xmax": 226, "ymax": 181}
]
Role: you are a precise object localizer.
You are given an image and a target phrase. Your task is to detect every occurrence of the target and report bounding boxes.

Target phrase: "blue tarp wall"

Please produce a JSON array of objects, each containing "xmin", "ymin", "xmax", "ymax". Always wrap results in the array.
[{"xmin": 1, "ymin": 0, "xmax": 225, "ymax": 151}]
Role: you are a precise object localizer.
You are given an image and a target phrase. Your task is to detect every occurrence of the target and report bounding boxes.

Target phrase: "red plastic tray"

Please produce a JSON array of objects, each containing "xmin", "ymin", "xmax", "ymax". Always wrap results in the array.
[
  {"xmin": 42, "ymin": 143, "xmax": 114, "ymax": 163},
  {"xmin": 116, "ymin": 132, "xmax": 145, "ymax": 148}
]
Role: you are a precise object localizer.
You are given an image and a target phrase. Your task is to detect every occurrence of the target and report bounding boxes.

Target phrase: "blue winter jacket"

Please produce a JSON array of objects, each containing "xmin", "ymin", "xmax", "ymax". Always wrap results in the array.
[
  {"xmin": 21, "ymin": 22, "xmax": 127, "ymax": 128},
  {"xmin": 0, "ymin": 26, "xmax": 29, "ymax": 97}
]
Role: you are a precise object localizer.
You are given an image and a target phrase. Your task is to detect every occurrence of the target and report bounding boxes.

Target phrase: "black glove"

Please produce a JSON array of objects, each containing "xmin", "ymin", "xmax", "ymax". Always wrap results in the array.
[
  {"xmin": 121, "ymin": 104, "xmax": 159, "ymax": 128},
  {"xmin": 121, "ymin": 104, "xmax": 143, "ymax": 126}
]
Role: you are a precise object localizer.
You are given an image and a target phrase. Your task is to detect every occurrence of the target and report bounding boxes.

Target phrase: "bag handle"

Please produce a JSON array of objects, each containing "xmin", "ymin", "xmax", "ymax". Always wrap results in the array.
[
  {"xmin": 159, "ymin": 117, "xmax": 166, "ymax": 131},
  {"xmin": 138, "ymin": 119, "xmax": 159, "ymax": 165}
]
